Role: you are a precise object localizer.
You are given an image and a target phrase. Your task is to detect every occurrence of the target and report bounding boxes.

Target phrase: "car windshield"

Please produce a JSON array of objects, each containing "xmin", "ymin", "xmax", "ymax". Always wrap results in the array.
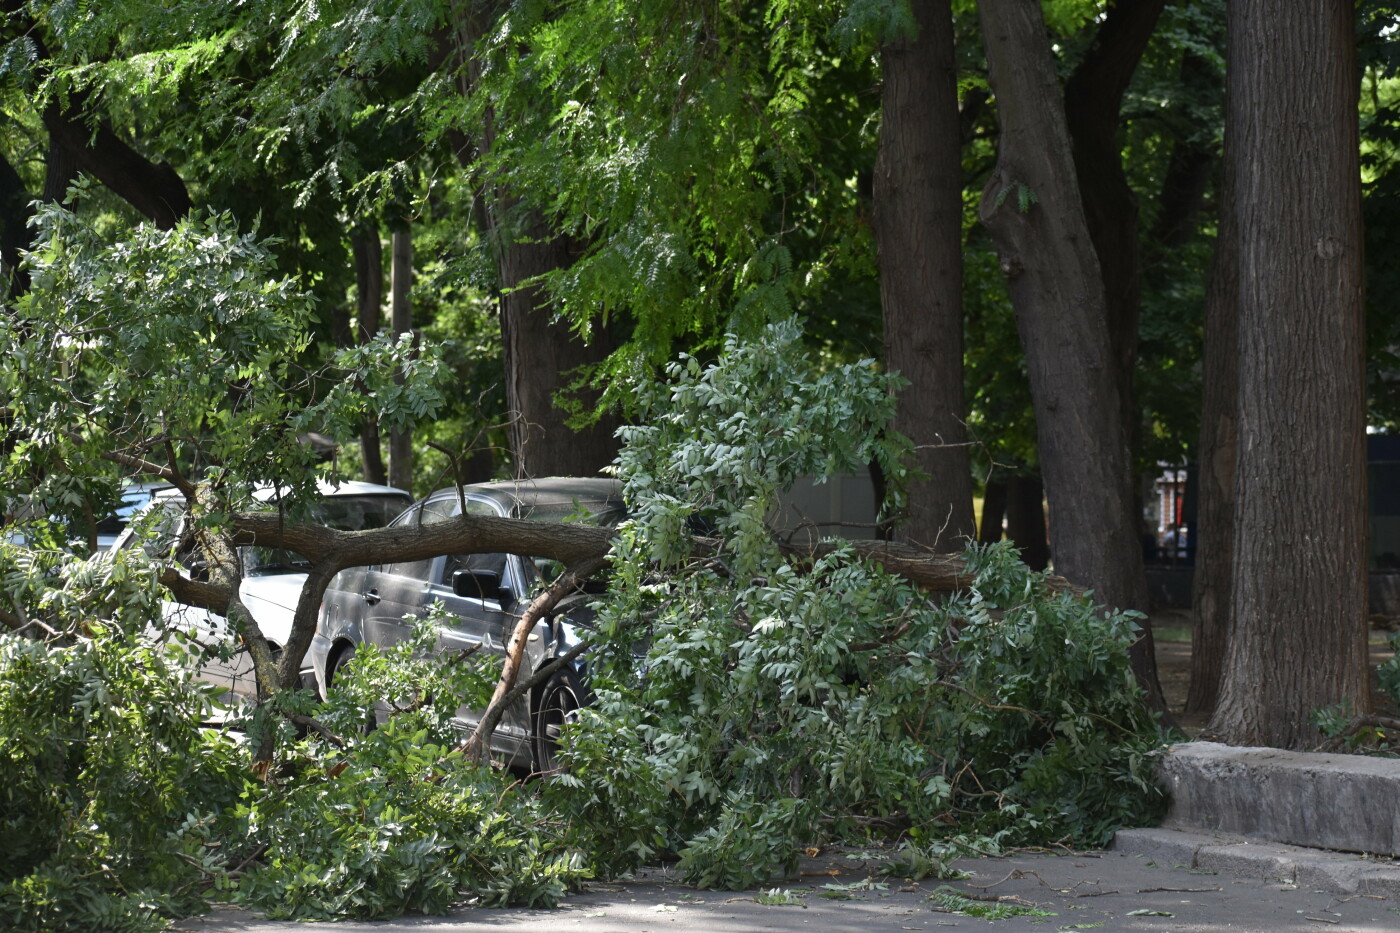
[
  {"xmin": 244, "ymin": 493, "xmax": 411, "ymax": 576},
  {"xmin": 523, "ymin": 499, "xmax": 627, "ymax": 585}
]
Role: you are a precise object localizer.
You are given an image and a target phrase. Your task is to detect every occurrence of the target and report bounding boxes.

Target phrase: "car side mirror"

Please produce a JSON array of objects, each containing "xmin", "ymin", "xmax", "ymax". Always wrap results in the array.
[{"xmin": 453, "ymin": 569, "xmax": 507, "ymax": 603}]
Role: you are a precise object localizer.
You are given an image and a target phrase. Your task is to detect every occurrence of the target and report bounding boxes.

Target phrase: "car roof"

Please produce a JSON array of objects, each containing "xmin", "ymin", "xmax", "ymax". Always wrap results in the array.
[
  {"xmin": 146, "ymin": 479, "xmax": 411, "ymax": 503},
  {"xmin": 424, "ymin": 477, "xmax": 623, "ymax": 515}
]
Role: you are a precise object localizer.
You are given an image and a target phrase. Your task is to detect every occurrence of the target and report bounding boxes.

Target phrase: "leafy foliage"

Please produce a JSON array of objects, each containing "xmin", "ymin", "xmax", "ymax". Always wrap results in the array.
[
  {"xmin": 1, "ymin": 191, "xmax": 447, "ymax": 541},
  {"xmin": 557, "ymin": 320, "xmax": 1165, "ymax": 888},
  {"xmin": 0, "ymin": 547, "xmax": 248, "ymax": 932},
  {"xmin": 234, "ymin": 622, "xmax": 588, "ymax": 919}
]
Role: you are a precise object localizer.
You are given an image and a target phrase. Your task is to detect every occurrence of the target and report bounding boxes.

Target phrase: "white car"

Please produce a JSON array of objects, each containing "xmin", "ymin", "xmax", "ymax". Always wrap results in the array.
[{"xmin": 113, "ymin": 480, "xmax": 412, "ymax": 701}]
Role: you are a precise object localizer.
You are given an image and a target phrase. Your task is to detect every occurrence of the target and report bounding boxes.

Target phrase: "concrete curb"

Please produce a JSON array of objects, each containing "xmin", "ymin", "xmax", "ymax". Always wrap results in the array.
[
  {"xmin": 1157, "ymin": 742, "xmax": 1400, "ymax": 855},
  {"xmin": 1113, "ymin": 826, "xmax": 1400, "ymax": 898}
]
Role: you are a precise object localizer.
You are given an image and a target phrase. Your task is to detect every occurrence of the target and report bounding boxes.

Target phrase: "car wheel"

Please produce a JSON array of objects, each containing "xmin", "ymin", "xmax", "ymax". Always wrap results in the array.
[
  {"xmin": 327, "ymin": 643, "xmax": 376, "ymax": 733},
  {"xmin": 533, "ymin": 668, "xmax": 585, "ymax": 775},
  {"xmin": 326, "ymin": 642, "xmax": 356, "ymax": 686}
]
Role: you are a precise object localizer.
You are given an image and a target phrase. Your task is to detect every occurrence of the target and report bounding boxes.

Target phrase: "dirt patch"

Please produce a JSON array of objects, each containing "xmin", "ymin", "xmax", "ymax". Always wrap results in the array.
[{"xmin": 1148, "ymin": 609, "xmax": 1399, "ymax": 738}]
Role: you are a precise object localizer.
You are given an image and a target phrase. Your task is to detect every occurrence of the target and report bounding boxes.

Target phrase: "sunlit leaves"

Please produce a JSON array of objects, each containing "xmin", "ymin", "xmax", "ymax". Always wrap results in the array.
[{"xmin": 0, "ymin": 188, "xmax": 447, "ymax": 530}]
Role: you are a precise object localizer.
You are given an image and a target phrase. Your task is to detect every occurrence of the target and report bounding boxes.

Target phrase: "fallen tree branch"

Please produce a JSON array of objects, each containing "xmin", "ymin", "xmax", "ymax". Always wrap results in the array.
[
  {"xmin": 1316, "ymin": 714, "xmax": 1400, "ymax": 752},
  {"xmin": 284, "ymin": 713, "xmax": 347, "ymax": 749},
  {"xmin": 457, "ymin": 555, "xmax": 608, "ymax": 763}
]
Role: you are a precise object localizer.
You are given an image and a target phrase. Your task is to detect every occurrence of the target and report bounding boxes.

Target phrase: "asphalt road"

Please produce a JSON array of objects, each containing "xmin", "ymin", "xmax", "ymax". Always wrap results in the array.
[{"xmin": 170, "ymin": 846, "xmax": 1400, "ymax": 933}]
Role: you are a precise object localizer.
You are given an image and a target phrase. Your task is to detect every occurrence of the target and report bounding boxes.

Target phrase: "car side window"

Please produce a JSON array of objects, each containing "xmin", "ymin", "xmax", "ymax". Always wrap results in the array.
[
  {"xmin": 381, "ymin": 498, "xmax": 458, "ymax": 580},
  {"xmin": 438, "ymin": 499, "xmax": 506, "ymax": 589},
  {"xmin": 441, "ymin": 551, "xmax": 508, "ymax": 587}
]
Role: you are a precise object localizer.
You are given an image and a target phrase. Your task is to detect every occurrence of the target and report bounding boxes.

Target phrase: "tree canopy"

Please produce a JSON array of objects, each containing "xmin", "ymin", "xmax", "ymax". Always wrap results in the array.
[{"xmin": 1, "ymin": 0, "xmax": 1397, "ymax": 923}]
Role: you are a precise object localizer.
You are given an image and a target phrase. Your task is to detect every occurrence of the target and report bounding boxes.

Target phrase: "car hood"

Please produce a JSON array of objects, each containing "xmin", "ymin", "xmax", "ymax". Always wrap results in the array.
[{"xmin": 238, "ymin": 573, "xmax": 309, "ymax": 647}]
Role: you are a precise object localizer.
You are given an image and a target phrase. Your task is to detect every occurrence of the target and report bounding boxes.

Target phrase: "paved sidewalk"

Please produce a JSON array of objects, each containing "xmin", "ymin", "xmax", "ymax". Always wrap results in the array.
[{"xmin": 172, "ymin": 834, "xmax": 1400, "ymax": 933}]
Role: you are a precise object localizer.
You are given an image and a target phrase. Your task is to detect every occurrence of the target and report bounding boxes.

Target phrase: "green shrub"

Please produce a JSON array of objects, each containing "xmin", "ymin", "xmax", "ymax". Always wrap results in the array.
[
  {"xmin": 0, "ymin": 620, "xmax": 248, "ymax": 932},
  {"xmin": 554, "ymin": 320, "xmax": 1166, "ymax": 887},
  {"xmin": 232, "ymin": 622, "xmax": 591, "ymax": 919}
]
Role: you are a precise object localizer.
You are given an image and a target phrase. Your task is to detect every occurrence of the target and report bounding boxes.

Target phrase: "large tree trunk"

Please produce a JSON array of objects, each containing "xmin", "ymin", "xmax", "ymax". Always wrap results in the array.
[
  {"xmin": 494, "ymin": 217, "xmax": 621, "ymax": 479},
  {"xmin": 1207, "ymin": 0, "xmax": 1367, "ymax": 749},
  {"xmin": 446, "ymin": 5, "xmax": 621, "ymax": 481},
  {"xmin": 976, "ymin": 0, "xmax": 1163, "ymax": 710},
  {"xmin": 872, "ymin": 0, "xmax": 974, "ymax": 549},
  {"xmin": 351, "ymin": 229, "xmax": 388, "ymax": 486},
  {"xmin": 388, "ymin": 227, "xmax": 414, "ymax": 492}
]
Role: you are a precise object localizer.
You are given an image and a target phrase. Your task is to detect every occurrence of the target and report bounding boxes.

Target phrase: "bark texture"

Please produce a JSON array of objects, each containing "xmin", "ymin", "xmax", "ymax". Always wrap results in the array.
[
  {"xmin": 1187, "ymin": 114, "xmax": 1238, "ymax": 718},
  {"xmin": 351, "ymin": 229, "xmax": 388, "ymax": 486},
  {"xmin": 1207, "ymin": 0, "xmax": 1368, "ymax": 748},
  {"xmin": 873, "ymin": 0, "xmax": 975, "ymax": 549},
  {"xmin": 388, "ymin": 227, "xmax": 414, "ymax": 492},
  {"xmin": 42, "ymin": 99, "xmax": 191, "ymax": 229},
  {"xmin": 494, "ymin": 216, "xmax": 621, "ymax": 479},
  {"xmin": 976, "ymin": 0, "xmax": 1161, "ymax": 707},
  {"xmin": 1064, "ymin": 0, "xmax": 1167, "ymax": 434}
]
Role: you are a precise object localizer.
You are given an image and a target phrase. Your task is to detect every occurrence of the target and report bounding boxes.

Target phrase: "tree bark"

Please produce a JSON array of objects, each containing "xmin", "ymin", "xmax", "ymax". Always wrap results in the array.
[
  {"xmin": 978, "ymin": 478, "xmax": 1006, "ymax": 544},
  {"xmin": 1064, "ymin": 0, "xmax": 1167, "ymax": 437},
  {"xmin": 976, "ymin": 0, "xmax": 1163, "ymax": 710},
  {"xmin": 459, "ymin": 555, "xmax": 607, "ymax": 763},
  {"xmin": 1207, "ymin": 0, "xmax": 1368, "ymax": 748},
  {"xmin": 351, "ymin": 229, "xmax": 388, "ymax": 486},
  {"xmin": 388, "ymin": 226, "xmax": 414, "ymax": 493},
  {"xmin": 448, "ymin": 6, "xmax": 621, "ymax": 481},
  {"xmin": 494, "ymin": 215, "xmax": 622, "ymax": 479},
  {"xmin": 41, "ymin": 99, "xmax": 191, "ymax": 229},
  {"xmin": 1186, "ymin": 107, "xmax": 1238, "ymax": 718},
  {"xmin": 1005, "ymin": 473, "xmax": 1048, "ymax": 572},
  {"xmin": 872, "ymin": 0, "xmax": 975, "ymax": 549}
]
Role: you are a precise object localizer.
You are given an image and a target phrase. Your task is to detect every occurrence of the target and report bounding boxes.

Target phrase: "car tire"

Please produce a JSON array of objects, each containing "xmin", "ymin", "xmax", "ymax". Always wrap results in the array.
[
  {"xmin": 326, "ymin": 642, "xmax": 356, "ymax": 685},
  {"xmin": 533, "ymin": 668, "xmax": 586, "ymax": 775},
  {"xmin": 327, "ymin": 643, "xmax": 376, "ymax": 734}
]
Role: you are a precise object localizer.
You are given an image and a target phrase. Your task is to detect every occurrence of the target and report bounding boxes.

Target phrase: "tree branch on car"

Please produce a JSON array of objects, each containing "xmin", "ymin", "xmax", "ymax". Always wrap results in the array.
[{"xmin": 458, "ymin": 554, "xmax": 608, "ymax": 764}]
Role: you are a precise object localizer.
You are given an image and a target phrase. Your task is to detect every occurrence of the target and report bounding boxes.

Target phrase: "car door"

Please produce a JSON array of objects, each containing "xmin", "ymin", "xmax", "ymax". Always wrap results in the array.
[
  {"xmin": 429, "ymin": 502, "xmax": 532, "ymax": 750},
  {"xmin": 353, "ymin": 496, "xmax": 459, "ymax": 655}
]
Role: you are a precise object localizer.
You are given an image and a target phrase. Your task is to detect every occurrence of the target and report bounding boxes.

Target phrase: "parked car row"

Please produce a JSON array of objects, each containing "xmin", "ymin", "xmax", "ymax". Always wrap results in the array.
[
  {"xmin": 113, "ymin": 480, "xmax": 414, "ymax": 697},
  {"xmin": 119, "ymin": 475, "xmax": 624, "ymax": 773}
]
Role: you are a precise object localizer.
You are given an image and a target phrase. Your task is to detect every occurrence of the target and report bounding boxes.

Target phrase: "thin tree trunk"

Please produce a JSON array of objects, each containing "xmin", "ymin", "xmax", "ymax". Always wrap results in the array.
[
  {"xmin": 388, "ymin": 226, "xmax": 414, "ymax": 493},
  {"xmin": 873, "ymin": 0, "xmax": 974, "ymax": 549},
  {"xmin": 352, "ymin": 229, "xmax": 388, "ymax": 486},
  {"xmin": 1187, "ymin": 128, "xmax": 1238, "ymax": 718},
  {"xmin": 0, "ymin": 147, "xmax": 30, "ymax": 299},
  {"xmin": 976, "ymin": 0, "xmax": 1164, "ymax": 711},
  {"xmin": 978, "ymin": 478, "xmax": 1007, "ymax": 544},
  {"xmin": 1207, "ymin": 0, "xmax": 1367, "ymax": 748},
  {"xmin": 1005, "ymin": 473, "xmax": 1048, "ymax": 572},
  {"xmin": 1064, "ymin": 0, "xmax": 1167, "ymax": 440}
]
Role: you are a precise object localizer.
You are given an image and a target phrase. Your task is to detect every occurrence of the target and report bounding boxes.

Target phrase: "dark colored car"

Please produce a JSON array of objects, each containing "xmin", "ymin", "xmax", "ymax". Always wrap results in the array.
[{"xmin": 310, "ymin": 477, "xmax": 625, "ymax": 771}]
